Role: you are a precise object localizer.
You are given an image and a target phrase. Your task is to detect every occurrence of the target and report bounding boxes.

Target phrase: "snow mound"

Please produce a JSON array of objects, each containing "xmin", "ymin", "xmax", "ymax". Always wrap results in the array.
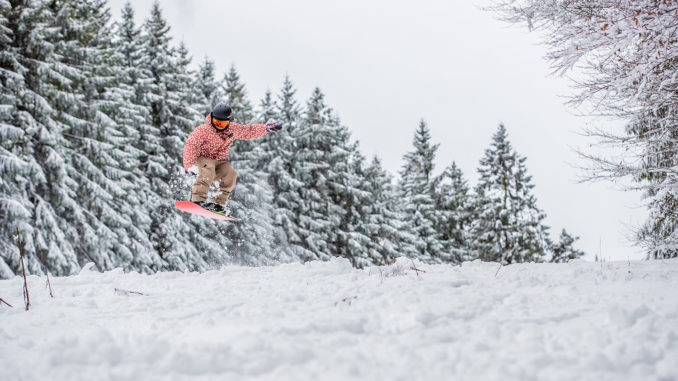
[{"xmin": 1, "ymin": 257, "xmax": 677, "ymax": 381}]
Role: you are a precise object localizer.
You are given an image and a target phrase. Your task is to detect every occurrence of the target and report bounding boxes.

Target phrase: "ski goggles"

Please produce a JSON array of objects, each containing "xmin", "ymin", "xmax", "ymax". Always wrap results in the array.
[{"xmin": 212, "ymin": 117, "xmax": 230, "ymax": 128}]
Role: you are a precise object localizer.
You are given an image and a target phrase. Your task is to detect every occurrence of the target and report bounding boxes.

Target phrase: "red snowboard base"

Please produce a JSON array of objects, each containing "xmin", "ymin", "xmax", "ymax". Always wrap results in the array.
[{"xmin": 174, "ymin": 201, "xmax": 238, "ymax": 221}]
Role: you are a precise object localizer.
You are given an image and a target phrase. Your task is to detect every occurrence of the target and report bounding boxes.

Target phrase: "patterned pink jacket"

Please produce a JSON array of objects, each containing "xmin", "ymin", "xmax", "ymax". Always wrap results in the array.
[{"xmin": 183, "ymin": 114, "xmax": 268, "ymax": 169}]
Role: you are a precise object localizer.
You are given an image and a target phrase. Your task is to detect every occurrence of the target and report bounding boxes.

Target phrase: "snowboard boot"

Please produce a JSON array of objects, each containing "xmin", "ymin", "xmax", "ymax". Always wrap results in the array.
[
  {"xmin": 209, "ymin": 203, "xmax": 230, "ymax": 216},
  {"xmin": 194, "ymin": 201, "xmax": 217, "ymax": 211},
  {"xmin": 193, "ymin": 201, "xmax": 229, "ymax": 216}
]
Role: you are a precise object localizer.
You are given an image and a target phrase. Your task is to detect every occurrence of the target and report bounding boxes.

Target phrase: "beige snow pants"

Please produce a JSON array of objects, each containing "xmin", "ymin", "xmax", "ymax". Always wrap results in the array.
[{"xmin": 191, "ymin": 157, "xmax": 237, "ymax": 204}]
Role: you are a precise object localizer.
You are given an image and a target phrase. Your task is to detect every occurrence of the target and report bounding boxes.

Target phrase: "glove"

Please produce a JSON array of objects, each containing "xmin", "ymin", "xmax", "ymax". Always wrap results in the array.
[{"xmin": 266, "ymin": 122, "xmax": 283, "ymax": 133}]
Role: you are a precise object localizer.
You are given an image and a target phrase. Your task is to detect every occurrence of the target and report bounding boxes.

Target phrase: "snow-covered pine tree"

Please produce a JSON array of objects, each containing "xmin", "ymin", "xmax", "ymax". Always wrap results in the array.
[
  {"xmin": 433, "ymin": 162, "xmax": 472, "ymax": 263},
  {"xmin": 0, "ymin": 0, "xmax": 82, "ymax": 277},
  {"xmin": 264, "ymin": 76, "xmax": 306, "ymax": 260},
  {"xmin": 354, "ymin": 155, "xmax": 415, "ymax": 265},
  {"xmin": 221, "ymin": 64, "xmax": 254, "ymax": 122},
  {"xmin": 256, "ymin": 90, "xmax": 278, "ymax": 168},
  {"xmin": 171, "ymin": 42, "xmax": 202, "ymax": 134},
  {"xmin": 342, "ymin": 151, "xmax": 380, "ymax": 266},
  {"xmin": 115, "ymin": 2, "xmax": 152, "ymax": 110},
  {"xmin": 195, "ymin": 57, "xmax": 223, "ymax": 116},
  {"xmin": 259, "ymin": 90, "xmax": 277, "ymax": 123},
  {"xmin": 469, "ymin": 124, "xmax": 550, "ymax": 264},
  {"xmin": 50, "ymin": 0, "xmax": 164, "ymax": 272},
  {"xmin": 289, "ymin": 87, "xmax": 348, "ymax": 260},
  {"xmin": 275, "ymin": 76, "xmax": 303, "ymax": 128},
  {"xmin": 266, "ymin": 75, "xmax": 302, "ymax": 172},
  {"xmin": 399, "ymin": 120, "xmax": 445, "ymax": 263},
  {"xmin": 332, "ymin": 143, "xmax": 376, "ymax": 267},
  {"xmin": 0, "ymin": 0, "xmax": 17, "ymax": 277},
  {"xmin": 629, "ymin": 110, "xmax": 678, "ymax": 259},
  {"xmin": 0, "ymin": 0, "xmax": 136, "ymax": 277},
  {"xmin": 0, "ymin": 0, "xmax": 8, "ymax": 44},
  {"xmin": 550, "ymin": 229, "xmax": 585, "ymax": 263},
  {"xmin": 140, "ymin": 2, "xmax": 208, "ymax": 270},
  {"xmin": 110, "ymin": 1, "xmax": 165, "ymax": 271},
  {"xmin": 254, "ymin": 89, "xmax": 277, "ymax": 170}
]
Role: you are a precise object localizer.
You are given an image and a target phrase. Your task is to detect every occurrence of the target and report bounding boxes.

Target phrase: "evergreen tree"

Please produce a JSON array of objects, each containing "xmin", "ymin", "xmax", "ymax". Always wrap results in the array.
[
  {"xmin": 268, "ymin": 75, "xmax": 302, "ymax": 170},
  {"xmin": 550, "ymin": 229, "xmax": 585, "ymax": 263},
  {"xmin": 221, "ymin": 64, "xmax": 254, "ymax": 122},
  {"xmin": 254, "ymin": 89, "xmax": 278, "ymax": 170},
  {"xmin": 265, "ymin": 76, "xmax": 306, "ymax": 259},
  {"xmin": 51, "ymin": 0, "xmax": 164, "ymax": 272},
  {"xmin": 275, "ymin": 75, "xmax": 303, "ymax": 128},
  {"xmin": 195, "ymin": 56, "xmax": 222, "ymax": 116},
  {"xmin": 140, "ymin": 2, "xmax": 207, "ymax": 269},
  {"xmin": 0, "ymin": 0, "xmax": 80, "ymax": 277},
  {"xmin": 253, "ymin": 88, "xmax": 277, "ymax": 171},
  {"xmin": 111, "ymin": 1, "xmax": 164, "ymax": 271},
  {"xmin": 332, "ymin": 139, "xmax": 377, "ymax": 267},
  {"xmin": 469, "ymin": 124, "xmax": 549, "ymax": 264},
  {"xmin": 0, "ymin": 0, "xmax": 16, "ymax": 277},
  {"xmin": 629, "ymin": 109, "xmax": 678, "ymax": 259},
  {"xmin": 360, "ymin": 156, "xmax": 416, "ymax": 265},
  {"xmin": 434, "ymin": 162, "xmax": 472, "ymax": 263},
  {"xmin": 343, "ymin": 151, "xmax": 380, "ymax": 266},
  {"xmin": 172, "ymin": 42, "xmax": 202, "ymax": 133},
  {"xmin": 288, "ymin": 87, "xmax": 345, "ymax": 260},
  {"xmin": 399, "ymin": 120, "xmax": 445, "ymax": 263},
  {"xmin": 116, "ymin": 2, "xmax": 150, "ymax": 106},
  {"xmin": 258, "ymin": 89, "xmax": 277, "ymax": 123}
]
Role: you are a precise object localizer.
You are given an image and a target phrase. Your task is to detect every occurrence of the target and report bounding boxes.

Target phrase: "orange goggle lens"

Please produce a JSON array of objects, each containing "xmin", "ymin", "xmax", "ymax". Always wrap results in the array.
[{"xmin": 213, "ymin": 118, "xmax": 230, "ymax": 128}]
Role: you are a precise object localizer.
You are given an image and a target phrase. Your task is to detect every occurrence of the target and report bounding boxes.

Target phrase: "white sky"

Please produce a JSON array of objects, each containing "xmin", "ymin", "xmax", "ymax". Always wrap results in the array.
[{"xmin": 107, "ymin": 0, "xmax": 648, "ymax": 261}]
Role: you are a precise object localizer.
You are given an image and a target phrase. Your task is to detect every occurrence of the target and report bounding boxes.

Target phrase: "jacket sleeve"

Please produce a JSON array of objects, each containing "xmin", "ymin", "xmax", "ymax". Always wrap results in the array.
[
  {"xmin": 233, "ymin": 123, "xmax": 269, "ymax": 140},
  {"xmin": 183, "ymin": 128, "xmax": 203, "ymax": 169}
]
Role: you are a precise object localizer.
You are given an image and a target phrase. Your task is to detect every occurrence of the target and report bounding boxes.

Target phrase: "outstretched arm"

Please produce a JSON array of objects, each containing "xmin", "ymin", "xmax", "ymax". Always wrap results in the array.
[
  {"xmin": 232, "ymin": 122, "xmax": 268, "ymax": 140},
  {"xmin": 232, "ymin": 122, "xmax": 284, "ymax": 140}
]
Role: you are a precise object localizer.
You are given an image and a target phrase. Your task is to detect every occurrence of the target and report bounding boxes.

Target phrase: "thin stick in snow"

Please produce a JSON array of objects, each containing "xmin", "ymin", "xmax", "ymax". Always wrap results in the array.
[
  {"xmin": 38, "ymin": 247, "xmax": 54, "ymax": 298},
  {"xmin": 0, "ymin": 297, "xmax": 12, "ymax": 307},
  {"xmin": 16, "ymin": 229, "xmax": 30, "ymax": 311},
  {"xmin": 410, "ymin": 258, "xmax": 426, "ymax": 277},
  {"xmin": 495, "ymin": 263, "xmax": 503, "ymax": 278}
]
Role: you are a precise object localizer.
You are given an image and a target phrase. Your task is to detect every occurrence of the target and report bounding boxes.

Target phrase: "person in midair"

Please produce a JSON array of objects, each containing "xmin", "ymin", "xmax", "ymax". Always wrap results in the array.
[{"xmin": 183, "ymin": 103, "xmax": 283, "ymax": 214}]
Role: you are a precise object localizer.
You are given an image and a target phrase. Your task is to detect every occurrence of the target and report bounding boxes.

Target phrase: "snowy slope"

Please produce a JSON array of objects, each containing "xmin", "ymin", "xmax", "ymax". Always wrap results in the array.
[{"xmin": 1, "ymin": 257, "xmax": 677, "ymax": 381}]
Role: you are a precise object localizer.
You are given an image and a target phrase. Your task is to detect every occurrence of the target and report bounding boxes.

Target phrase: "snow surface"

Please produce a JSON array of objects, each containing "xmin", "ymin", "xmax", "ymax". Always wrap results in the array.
[{"xmin": 1, "ymin": 257, "xmax": 677, "ymax": 381}]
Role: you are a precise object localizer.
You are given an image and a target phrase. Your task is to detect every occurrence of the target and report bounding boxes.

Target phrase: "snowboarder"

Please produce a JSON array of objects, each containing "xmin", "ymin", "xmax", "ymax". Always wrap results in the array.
[{"xmin": 182, "ymin": 103, "xmax": 283, "ymax": 215}]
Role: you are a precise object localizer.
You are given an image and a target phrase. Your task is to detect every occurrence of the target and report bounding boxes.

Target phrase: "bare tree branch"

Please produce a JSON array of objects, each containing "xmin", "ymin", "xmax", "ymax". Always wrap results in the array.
[{"xmin": 16, "ymin": 228, "xmax": 30, "ymax": 311}]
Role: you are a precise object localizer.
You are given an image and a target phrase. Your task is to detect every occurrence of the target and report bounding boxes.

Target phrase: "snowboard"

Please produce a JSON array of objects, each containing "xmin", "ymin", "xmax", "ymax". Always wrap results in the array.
[{"xmin": 174, "ymin": 201, "xmax": 238, "ymax": 221}]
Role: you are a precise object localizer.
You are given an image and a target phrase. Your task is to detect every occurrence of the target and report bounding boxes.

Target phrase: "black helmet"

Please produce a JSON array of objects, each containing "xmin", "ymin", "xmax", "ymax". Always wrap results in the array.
[{"xmin": 212, "ymin": 103, "xmax": 232, "ymax": 120}]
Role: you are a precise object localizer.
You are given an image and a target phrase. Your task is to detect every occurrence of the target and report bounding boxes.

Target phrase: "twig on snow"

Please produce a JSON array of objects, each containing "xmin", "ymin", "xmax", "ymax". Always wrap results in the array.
[
  {"xmin": 0, "ymin": 297, "xmax": 12, "ymax": 307},
  {"xmin": 495, "ymin": 262, "xmax": 503, "ymax": 278},
  {"xmin": 16, "ymin": 229, "xmax": 30, "ymax": 311},
  {"xmin": 410, "ymin": 258, "xmax": 426, "ymax": 277},
  {"xmin": 38, "ymin": 247, "xmax": 54, "ymax": 298},
  {"xmin": 114, "ymin": 288, "xmax": 147, "ymax": 296}
]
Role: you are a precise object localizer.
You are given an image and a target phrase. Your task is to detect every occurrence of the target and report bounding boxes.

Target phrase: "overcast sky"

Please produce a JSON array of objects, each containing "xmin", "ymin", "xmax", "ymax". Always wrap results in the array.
[{"xmin": 107, "ymin": 0, "xmax": 648, "ymax": 261}]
